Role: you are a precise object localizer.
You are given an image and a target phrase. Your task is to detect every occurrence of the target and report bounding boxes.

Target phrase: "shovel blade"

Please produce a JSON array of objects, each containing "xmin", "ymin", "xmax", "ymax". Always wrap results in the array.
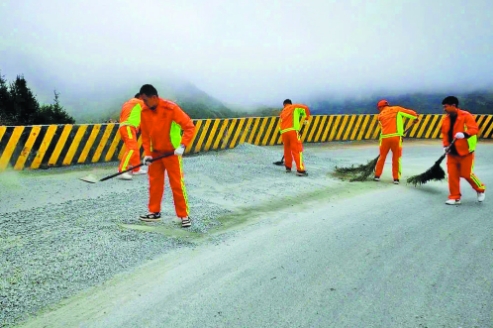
[{"xmin": 79, "ymin": 174, "xmax": 98, "ymax": 183}]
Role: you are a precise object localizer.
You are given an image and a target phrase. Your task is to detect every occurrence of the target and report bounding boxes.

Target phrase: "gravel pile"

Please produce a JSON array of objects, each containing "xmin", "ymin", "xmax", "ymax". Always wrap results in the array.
[{"xmin": 0, "ymin": 142, "xmax": 350, "ymax": 327}]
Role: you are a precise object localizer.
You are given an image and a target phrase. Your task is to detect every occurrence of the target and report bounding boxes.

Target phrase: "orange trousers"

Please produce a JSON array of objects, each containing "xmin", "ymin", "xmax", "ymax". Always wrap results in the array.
[
  {"xmin": 282, "ymin": 130, "xmax": 305, "ymax": 172},
  {"xmin": 375, "ymin": 136, "xmax": 402, "ymax": 180},
  {"xmin": 446, "ymin": 152, "xmax": 486, "ymax": 200},
  {"xmin": 119, "ymin": 125, "xmax": 141, "ymax": 173},
  {"xmin": 148, "ymin": 152, "xmax": 189, "ymax": 217}
]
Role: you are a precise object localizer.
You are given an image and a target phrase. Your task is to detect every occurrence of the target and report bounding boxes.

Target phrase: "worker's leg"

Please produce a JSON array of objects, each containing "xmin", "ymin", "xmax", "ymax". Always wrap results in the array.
[
  {"xmin": 148, "ymin": 156, "xmax": 166, "ymax": 213},
  {"xmin": 291, "ymin": 131, "xmax": 306, "ymax": 173},
  {"xmin": 163, "ymin": 155, "xmax": 190, "ymax": 218},
  {"xmin": 390, "ymin": 136, "xmax": 402, "ymax": 181},
  {"xmin": 118, "ymin": 126, "xmax": 141, "ymax": 173},
  {"xmin": 282, "ymin": 132, "xmax": 293, "ymax": 171},
  {"xmin": 446, "ymin": 154, "xmax": 461, "ymax": 200},
  {"xmin": 460, "ymin": 152, "xmax": 486, "ymax": 194},
  {"xmin": 374, "ymin": 138, "xmax": 391, "ymax": 178}
]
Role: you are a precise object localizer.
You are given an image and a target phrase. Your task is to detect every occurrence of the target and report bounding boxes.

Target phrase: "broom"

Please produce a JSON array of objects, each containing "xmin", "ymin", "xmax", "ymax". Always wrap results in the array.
[
  {"xmin": 334, "ymin": 126, "xmax": 414, "ymax": 182},
  {"xmin": 406, "ymin": 139, "xmax": 456, "ymax": 187}
]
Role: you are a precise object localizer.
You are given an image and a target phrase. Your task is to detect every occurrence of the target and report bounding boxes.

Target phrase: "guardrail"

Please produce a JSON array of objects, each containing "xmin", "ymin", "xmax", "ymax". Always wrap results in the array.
[{"xmin": 1, "ymin": 114, "xmax": 492, "ymax": 171}]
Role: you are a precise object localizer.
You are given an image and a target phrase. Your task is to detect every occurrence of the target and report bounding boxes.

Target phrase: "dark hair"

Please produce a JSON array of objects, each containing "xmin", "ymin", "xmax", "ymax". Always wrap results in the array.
[
  {"xmin": 283, "ymin": 99, "xmax": 292, "ymax": 105},
  {"xmin": 134, "ymin": 93, "xmax": 140, "ymax": 98},
  {"xmin": 442, "ymin": 96, "xmax": 459, "ymax": 106},
  {"xmin": 139, "ymin": 84, "xmax": 158, "ymax": 97}
]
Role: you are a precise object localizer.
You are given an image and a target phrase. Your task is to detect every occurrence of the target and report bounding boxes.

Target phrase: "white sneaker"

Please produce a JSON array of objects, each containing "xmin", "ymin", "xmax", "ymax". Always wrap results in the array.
[
  {"xmin": 119, "ymin": 172, "xmax": 133, "ymax": 180},
  {"xmin": 445, "ymin": 199, "xmax": 461, "ymax": 205},
  {"xmin": 477, "ymin": 192, "xmax": 485, "ymax": 202},
  {"xmin": 133, "ymin": 168, "xmax": 147, "ymax": 175}
]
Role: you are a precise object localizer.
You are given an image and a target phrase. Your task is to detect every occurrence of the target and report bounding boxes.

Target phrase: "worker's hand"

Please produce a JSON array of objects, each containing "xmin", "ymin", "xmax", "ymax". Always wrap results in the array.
[
  {"xmin": 142, "ymin": 156, "xmax": 153, "ymax": 166},
  {"xmin": 303, "ymin": 120, "xmax": 309, "ymax": 125},
  {"xmin": 174, "ymin": 145, "xmax": 186, "ymax": 156},
  {"xmin": 455, "ymin": 132, "xmax": 465, "ymax": 139}
]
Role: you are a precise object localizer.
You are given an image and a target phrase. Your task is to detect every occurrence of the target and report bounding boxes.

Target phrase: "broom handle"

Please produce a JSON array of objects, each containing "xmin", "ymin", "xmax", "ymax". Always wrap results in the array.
[
  {"xmin": 435, "ymin": 138, "xmax": 457, "ymax": 164},
  {"xmin": 99, "ymin": 151, "xmax": 175, "ymax": 182}
]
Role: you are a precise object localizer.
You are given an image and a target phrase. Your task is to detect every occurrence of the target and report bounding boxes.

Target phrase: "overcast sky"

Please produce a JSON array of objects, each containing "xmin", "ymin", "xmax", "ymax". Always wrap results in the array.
[{"xmin": 1, "ymin": 0, "xmax": 492, "ymax": 109}]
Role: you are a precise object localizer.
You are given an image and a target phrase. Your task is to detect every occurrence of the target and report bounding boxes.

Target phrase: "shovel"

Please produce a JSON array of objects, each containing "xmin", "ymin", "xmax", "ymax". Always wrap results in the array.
[{"xmin": 79, "ymin": 151, "xmax": 175, "ymax": 184}]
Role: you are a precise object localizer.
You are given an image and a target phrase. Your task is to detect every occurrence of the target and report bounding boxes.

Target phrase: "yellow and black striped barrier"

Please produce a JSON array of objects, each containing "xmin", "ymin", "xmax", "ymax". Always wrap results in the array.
[{"xmin": 1, "ymin": 114, "xmax": 493, "ymax": 171}]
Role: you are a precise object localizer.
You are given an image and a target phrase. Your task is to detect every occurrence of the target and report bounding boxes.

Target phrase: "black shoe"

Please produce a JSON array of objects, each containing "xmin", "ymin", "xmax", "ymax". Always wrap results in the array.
[
  {"xmin": 139, "ymin": 212, "xmax": 161, "ymax": 222},
  {"xmin": 181, "ymin": 217, "xmax": 191, "ymax": 228},
  {"xmin": 393, "ymin": 179, "xmax": 399, "ymax": 184},
  {"xmin": 285, "ymin": 167, "xmax": 292, "ymax": 173},
  {"xmin": 374, "ymin": 176, "xmax": 380, "ymax": 181},
  {"xmin": 296, "ymin": 170, "xmax": 308, "ymax": 177}
]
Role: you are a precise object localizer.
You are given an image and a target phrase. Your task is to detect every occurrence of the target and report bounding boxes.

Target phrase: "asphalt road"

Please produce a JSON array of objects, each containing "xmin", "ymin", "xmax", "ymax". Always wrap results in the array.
[{"xmin": 17, "ymin": 142, "xmax": 493, "ymax": 328}]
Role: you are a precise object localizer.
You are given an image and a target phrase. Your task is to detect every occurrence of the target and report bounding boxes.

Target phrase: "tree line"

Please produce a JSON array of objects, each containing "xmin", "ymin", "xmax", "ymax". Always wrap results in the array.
[{"xmin": 0, "ymin": 71, "xmax": 75, "ymax": 126}]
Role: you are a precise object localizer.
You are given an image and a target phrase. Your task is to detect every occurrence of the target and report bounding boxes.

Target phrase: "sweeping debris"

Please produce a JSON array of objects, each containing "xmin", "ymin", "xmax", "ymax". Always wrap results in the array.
[{"xmin": 406, "ymin": 139, "xmax": 456, "ymax": 187}]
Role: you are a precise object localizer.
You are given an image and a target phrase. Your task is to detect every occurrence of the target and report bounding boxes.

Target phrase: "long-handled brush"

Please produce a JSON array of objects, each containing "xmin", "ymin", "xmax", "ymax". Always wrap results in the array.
[
  {"xmin": 406, "ymin": 139, "xmax": 456, "ymax": 187},
  {"xmin": 79, "ymin": 151, "xmax": 175, "ymax": 184},
  {"xmin": 334, "ymin": 126, "xmax": 414, "ymax": 182}
]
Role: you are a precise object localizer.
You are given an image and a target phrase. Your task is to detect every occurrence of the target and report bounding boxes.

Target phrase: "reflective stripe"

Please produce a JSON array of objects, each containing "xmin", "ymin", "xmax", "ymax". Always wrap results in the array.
[
  {"xmin": 380, "ymin": 132, "xmax": 401, "ymax": 139},
  {"xmin": 170, "ymin": 121, "xmax": 182, "ymax": 149},
  {"xmin": 126, "ymin": 126, "xmax": 133, "ymax": 140},
  {"xmin": 280, "ymin": 127, "xmax": 297, "ymax": 134},
  {"xmin": 292, "ymin": 107, "xmax": 307, "ymax": 131},
  {"xmin": 178, "ymin": 156, "xmax": 190, "ymax": 216},
  {"xmin": 120, "ymin": 103, "xmax": 142, "ymax": 127},
  {"xmin": 121, "ymin": 149, "xmax": 134, "ymax": 171},
  {"xmin": 464, "ymin": 123, "xmax": 477, "ymax": 152}
]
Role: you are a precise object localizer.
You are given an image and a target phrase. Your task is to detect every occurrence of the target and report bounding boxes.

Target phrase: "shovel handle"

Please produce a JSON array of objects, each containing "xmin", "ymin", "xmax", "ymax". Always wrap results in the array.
[{"xmin": 99, "ymin": 151, "xmax": 175, "ymax": 182}]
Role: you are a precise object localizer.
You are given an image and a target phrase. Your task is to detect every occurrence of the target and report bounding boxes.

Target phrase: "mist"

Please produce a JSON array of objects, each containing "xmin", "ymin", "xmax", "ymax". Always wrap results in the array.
[{"xmin": 1, "ymin": 0, "xmax": 493, "ymax": 115}]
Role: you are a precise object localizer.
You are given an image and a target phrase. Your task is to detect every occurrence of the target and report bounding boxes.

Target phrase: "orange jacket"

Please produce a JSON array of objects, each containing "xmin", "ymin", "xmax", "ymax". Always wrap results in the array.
[
  {"xmin": 279, "ymin": 103, "xmax": 311, "ymax": 134},
  {"xmin": 377, "ymin": 105, "xmax": 418, "ymax": 138},
  {"xmin": 140, "ymin": 98, "xmax": 196, "ymax": 156},
  {"xmin": 119, "ymin": 98, "xmax": 145, "ymax": 128},
  {"xmin": 441, "ymin": 108, "xmax": 479, "ymax": 156}
]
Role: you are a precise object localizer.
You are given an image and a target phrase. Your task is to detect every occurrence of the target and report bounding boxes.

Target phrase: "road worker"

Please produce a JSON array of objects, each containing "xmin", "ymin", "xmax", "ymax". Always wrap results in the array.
[
  {"xmin": 441, "ymin": 96, "xmax": 486, "ymax": 205},
  {"xmin": 374, "ymin": 99, "xmax": 419, "ymax": 184},
  {"xmin": 118, "ymin": 93, "xmax": 147, "ymax": 180},
  {"xmin": 138, "ymin": 84, "xmax": 196, "ymax": 228},
  {"xmin": 279, "ymin": 99, "xmax": 310, "ymax": 176}
]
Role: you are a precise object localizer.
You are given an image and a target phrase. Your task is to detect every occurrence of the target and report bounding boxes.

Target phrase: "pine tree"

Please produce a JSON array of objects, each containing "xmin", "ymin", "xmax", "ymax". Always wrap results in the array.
[
  {"xmin": 8, "ymin": 75, "xmax": 41, "ymax": 125},
  {"xmin": 0, "ymin": 71, "xmax": 13, "ymax": 125}
]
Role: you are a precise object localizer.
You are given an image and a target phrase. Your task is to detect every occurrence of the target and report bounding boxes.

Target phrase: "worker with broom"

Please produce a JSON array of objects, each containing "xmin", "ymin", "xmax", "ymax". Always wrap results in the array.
[
  {"xmin": 374, "ymin": 100, "xmax": 419, "ymax": 184},
  {"xmin": 138, "ymin": 84, "xmax": 196, "ymax": 228},
  {"xmin": 278, "ymin": 99, "xmax": 311, "ymax": 176},
  {"xmin": 118, "ymin": 93, "xmax": 148, "ymax": 180},
  {"xmin": 441, "ymin": 96, "xmax": 486, "ymax": 205}
]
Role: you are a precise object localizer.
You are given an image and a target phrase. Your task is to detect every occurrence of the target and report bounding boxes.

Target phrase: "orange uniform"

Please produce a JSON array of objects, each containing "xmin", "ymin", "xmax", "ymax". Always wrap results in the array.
[
  {"xmin": 140, "ymin": 98, "xmax": 195, "ymax": 217},
  {"xmin": 119, "ymin": 97, "xmax": 145, "ymax": 173},
  {"xmin": 441, "ymin": 108, "xmax": 485, "ymax": 200},
  {"xmin": 279, "ymin": 103, "xmax": 311, "ymax": 174},
  {"xmin": 374, "ymin": 103, "xmax": 418, "ymax": 181}
]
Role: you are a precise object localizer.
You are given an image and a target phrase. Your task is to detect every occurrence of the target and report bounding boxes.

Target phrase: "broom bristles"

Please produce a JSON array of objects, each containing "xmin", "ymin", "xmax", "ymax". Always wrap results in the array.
[
  {"xmin": 406, "ymin": 163, "xmax": 446, "ymax": 186},
  {"xmin": 406, "ymin": 154, "xmax": 447, "ymax": 186},
  {"xmin": 333, "ymin": 155, "xmax": 379, "ymax": 182}
]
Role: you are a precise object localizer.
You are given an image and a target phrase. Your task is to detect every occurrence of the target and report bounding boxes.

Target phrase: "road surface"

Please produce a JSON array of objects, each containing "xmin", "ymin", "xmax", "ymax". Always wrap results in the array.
[{"xmin": 6, "ymin": 140, "xmax": 493, "ymax": 328}]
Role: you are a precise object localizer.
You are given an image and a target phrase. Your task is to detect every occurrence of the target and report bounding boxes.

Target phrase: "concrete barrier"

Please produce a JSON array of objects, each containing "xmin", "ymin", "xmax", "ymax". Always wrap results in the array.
[{"xmin": 1, "ymin": 114, "xmax": 492, "ymax": 171}]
